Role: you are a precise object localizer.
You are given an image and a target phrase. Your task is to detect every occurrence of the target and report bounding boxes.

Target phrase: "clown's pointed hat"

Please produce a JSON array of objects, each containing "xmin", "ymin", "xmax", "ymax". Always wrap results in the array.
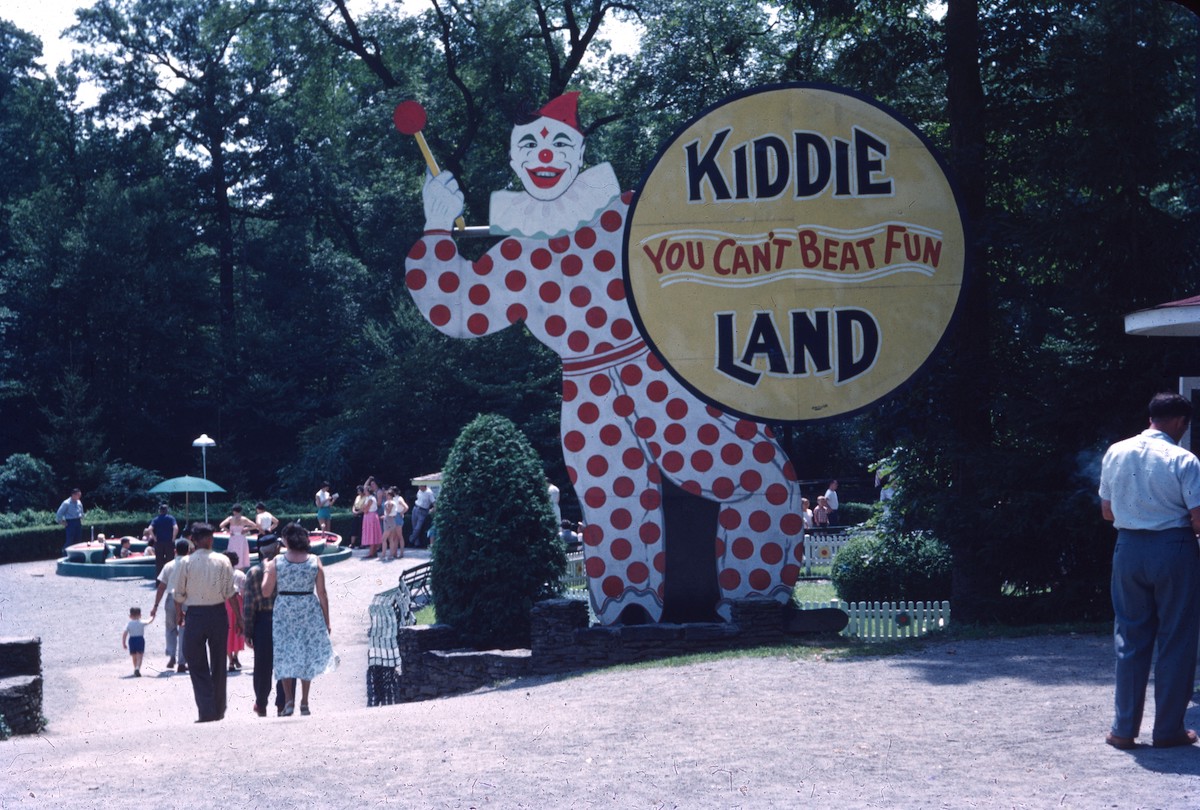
[{"xmin": 535, "ymin": 91, "xmax": 582, "ymax": 133}]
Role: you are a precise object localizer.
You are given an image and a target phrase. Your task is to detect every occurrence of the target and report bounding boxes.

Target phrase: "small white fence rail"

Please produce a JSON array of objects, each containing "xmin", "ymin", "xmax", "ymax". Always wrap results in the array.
[
  {"xmin": 798, "ymin": 599, "xmax": 951, "ymax": 641},
  {"xmin": 803, "ymin": 531, "xmax": 853, "ymax": 575}
]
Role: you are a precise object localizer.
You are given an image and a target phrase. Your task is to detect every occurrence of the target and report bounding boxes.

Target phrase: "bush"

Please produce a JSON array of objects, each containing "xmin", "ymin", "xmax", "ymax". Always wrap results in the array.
[
  {"xmin": 95, "ymin": 461, "xmax": 162, "ymax": 512},
  {"xmin": 831, "ymin": 530, "xmax": 952, "ymax": 603},
  {"xmin": 837, "ymin": 501, "xmax": 874, "ymax": 526},
  {"xmin": 430, "ymin": 414, "xmax": 566, "ymax": 649},
  {"xmin": 0, "ymin": 454, "xmax": 58, "ymax": 512}
]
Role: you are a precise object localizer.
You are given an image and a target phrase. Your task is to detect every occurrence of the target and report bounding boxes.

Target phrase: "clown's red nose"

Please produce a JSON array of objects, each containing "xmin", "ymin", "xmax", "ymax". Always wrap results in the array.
[{"xmin": 539, "ymin": 148, "xmax": 554, "ymax": 163}]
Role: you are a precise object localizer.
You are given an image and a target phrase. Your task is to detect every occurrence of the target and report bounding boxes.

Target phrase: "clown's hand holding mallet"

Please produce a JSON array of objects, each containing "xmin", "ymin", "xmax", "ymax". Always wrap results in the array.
[{"xmin": 394, "ymin": 100, "xmax": 465, "ymax": 231}]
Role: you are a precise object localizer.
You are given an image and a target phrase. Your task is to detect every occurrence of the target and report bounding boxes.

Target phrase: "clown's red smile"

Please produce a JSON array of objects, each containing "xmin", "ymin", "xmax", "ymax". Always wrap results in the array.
[{"xmin": 526, "ymin": 165, "xmax": 567, "ymax": 189}]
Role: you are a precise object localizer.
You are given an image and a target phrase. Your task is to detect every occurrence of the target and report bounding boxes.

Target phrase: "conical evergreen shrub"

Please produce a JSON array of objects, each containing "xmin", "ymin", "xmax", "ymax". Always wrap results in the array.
[{"xmin": 430, "ymin": 413, "xmax": 566, "ymax": 648}]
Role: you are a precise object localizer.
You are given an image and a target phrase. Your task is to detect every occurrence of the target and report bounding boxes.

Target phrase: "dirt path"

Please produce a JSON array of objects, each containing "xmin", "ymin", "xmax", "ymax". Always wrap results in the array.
[{"xmin": 2, "ymin": 555, "xmax": 1198, "ymax": 808}]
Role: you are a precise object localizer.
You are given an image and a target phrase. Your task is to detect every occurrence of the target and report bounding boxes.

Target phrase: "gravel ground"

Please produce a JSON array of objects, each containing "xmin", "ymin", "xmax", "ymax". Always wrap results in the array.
[{"xmin": 2, "ymin": 554, "xmax": 1199, "ymax": 809}]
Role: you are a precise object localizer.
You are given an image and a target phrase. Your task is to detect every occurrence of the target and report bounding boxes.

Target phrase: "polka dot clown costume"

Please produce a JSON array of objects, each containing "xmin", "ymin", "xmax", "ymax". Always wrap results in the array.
[{"xmin": 405, "ymin": 92, "xmax": 804, "ymax": 624}]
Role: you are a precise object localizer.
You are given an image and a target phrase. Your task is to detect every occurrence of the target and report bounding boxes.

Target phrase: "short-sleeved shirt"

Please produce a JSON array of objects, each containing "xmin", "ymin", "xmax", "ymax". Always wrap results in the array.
[
  {"xmin": 1099, "ymin": 428, "xmax": 1200, "ymax": 531},
  {"xmin": 151, "ymin": 514, "xmax": 177, "ymax": 544},
  {"xmin": 173, "ymin": 548, "xmax": 237, "ymax": 608}
]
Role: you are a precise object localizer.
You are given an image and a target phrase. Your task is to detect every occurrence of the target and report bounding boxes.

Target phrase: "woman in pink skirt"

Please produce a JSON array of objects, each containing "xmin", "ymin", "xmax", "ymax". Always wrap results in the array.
[{"xmin": 360, "ymin": 479, "xmax": 382, "ymax": 558}]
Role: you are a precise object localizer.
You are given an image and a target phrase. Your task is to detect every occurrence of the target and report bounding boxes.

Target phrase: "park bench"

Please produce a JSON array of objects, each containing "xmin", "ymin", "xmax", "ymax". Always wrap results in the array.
[{"xmin": 401, "ymin": 562, "xmax": 431, "ymax": 608}]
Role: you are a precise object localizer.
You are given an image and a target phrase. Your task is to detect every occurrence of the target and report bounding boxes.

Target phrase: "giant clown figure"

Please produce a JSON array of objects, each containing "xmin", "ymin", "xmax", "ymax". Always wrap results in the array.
[{"xmin": 404, "ymin": 92, "xmax": 806, "ymax": 624}]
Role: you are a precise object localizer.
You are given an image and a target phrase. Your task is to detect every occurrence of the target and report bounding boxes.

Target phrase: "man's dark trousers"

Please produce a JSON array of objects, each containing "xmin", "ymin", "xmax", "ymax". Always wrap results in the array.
[
  {"xmin": 252, "ymin": 612, "xmax": 286, "ymax": 713},
  {"xmin": 183, "ymin": 604, "xmax": 229, "ymax": 722}
]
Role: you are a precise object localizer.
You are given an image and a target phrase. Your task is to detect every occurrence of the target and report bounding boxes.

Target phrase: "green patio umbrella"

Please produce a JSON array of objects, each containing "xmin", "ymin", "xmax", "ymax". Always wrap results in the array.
[{"xmin": 148, "ymin": 476, "xmax": 226, "ymax": 522}]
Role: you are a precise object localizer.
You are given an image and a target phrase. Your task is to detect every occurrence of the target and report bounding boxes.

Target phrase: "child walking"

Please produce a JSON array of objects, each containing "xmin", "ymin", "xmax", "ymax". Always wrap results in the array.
[{"xmin": 122, "ymin": 607, "xmax": 152, "ymax": 676}]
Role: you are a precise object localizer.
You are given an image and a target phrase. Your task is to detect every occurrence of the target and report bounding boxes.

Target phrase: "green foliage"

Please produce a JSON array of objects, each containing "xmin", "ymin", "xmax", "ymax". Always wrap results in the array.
[
  {"xmin": 430, "ymin": 414, "xmax": 565, "ymax": 649},
  {"xmin": 0, "ymin": 454, "xmax": 57, "ymax": 512},
  {"xmin": 831, "ymin": 531, "xmax": 952, "ymax": 604}
]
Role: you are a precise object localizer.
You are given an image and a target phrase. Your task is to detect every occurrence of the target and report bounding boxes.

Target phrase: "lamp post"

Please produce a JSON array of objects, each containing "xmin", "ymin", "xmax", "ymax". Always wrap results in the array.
[{"xmin": 192, "ymin": 433, "xmax": 216, "ymax": 522}]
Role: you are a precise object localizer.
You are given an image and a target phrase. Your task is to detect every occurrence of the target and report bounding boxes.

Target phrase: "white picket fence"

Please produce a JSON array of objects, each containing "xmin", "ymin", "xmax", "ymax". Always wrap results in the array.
[
  {"xmin": 803, "ymin": 530, "xmax": 853, "ymax": 575},
  {"xmin": 798, "ymin": 599, "xmax": 951, "ymax": 641}
]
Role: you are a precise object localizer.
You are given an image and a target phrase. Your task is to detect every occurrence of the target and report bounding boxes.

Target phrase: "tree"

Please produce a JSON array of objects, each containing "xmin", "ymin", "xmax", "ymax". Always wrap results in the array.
[{"xmin": 430, "ymin": 414, "xmax": 566, "ymax": 648}]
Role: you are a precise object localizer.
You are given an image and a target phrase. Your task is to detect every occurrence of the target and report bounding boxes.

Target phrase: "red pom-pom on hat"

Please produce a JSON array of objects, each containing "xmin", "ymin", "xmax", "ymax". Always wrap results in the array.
[{"xmin": 535, "ymin": 91, "xmax": 582, "ymax": 133}]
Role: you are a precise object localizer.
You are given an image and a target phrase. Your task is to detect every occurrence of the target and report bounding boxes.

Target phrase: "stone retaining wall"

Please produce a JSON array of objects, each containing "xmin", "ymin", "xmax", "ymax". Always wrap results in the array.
[
  {"xmin": 370, "ymin": 598, "xmax": 830, "ymax": 705},
  {"xmin": 0, "ymin": 638, "xmax": 44, "ymax": 736}
]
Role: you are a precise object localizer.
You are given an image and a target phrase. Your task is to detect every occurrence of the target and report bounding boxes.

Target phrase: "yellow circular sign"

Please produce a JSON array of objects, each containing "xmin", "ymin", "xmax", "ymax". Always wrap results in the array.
[{"xmin": 624, "ymin": 84, "xmax": 967, "ymax": 423}]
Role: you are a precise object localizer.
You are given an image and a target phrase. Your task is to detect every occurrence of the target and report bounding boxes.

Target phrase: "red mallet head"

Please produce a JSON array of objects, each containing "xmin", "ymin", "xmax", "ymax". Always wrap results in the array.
[{"xmin": 393, "ymin": 101, "xmax": 427, "ymax": 135}]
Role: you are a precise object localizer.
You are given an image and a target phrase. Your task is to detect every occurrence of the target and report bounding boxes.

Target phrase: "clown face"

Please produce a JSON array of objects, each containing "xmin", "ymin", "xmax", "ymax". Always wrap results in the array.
[{"xmin": 509, "ymin": 117, "xmax": 585, "ymax": 201}]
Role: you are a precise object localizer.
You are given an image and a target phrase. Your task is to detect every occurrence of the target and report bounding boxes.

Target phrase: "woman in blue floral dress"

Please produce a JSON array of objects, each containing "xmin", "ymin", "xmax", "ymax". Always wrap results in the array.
[{"xmin": 262, "ymin": 522, "xmax": 337, "ymax": 716}]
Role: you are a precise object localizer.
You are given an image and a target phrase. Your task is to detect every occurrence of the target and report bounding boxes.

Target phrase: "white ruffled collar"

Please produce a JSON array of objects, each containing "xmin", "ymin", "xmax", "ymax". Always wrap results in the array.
[{"xmin": 489, "ymin": 163, "xmax": 621, "ymax": 239}]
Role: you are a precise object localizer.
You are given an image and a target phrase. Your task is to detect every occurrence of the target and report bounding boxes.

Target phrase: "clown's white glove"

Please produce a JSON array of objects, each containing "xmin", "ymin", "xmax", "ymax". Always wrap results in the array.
[{"xmin": 422, "ymin": 170, "xmax": 464, "ymax": 232}]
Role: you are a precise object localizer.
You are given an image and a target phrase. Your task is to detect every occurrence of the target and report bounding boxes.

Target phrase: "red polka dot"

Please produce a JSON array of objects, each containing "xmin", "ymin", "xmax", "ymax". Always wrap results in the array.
[
  {"xmin": 505, "ymin": 271, "xmax": 527, "ymax": 291},
  {"xmin": 546, "ymin": 315, "xmax": 567, "ymax": 336},
  {"xmin": 764, "ymin": 425, "xmax": 776, "ymax": 439},
  {"xmin": 578, "ymin": 402, "xmax": 600, "ymax": 424},
  {"xmin": 531, "ymin": 248, "xmax": 552, "ymax": 269},
  {"xmin": 564, "ymin": 431, "xmax": 586, "ymax": 452},
  {"xmin": 405, "ymin": 267, "xmax": 427, "ymax": 290},
  {"xmin": 611, "ymin": 509, "xmax": 632, "ymax": 530},
  {"xmin": 781, "ymin": 564, "xmax": 800, "ymax": 586},
  {"xmin": 719, "ymin": 568, "xmax": 741, "ymax": 590},
  {"xmin": 720, "ymin": 443, "xmax": 744, "ymax": 465},
  {"xmin": 569, "ymin": 287, "xmax": 591, "ymax": 307},
  {"xmin": 713, "ymin": 477, "xmax": 735, "ymax": 499},
  {"xmin": 614, "ymin": 535, "xmax": 633, "ymax": 561},
  {"xmin": 430, "ymin": 305, "xmax": 451, "ymax": 326},
  {"xmin": 761, "ymin": 542, "xmax": 784, "ymax": 565},
  {"xmin": 663, "ymin": 424, "xmax": 686, "ymax": 445},
  {"xmin": 586, "ymin": 307, "xmax": 608, "ymax": 328},
  {"xmin": 691, "ymin": 450, "xmax": 713, "ymax": 472},
  {"xmin": 718, "ymin": 508, "xmax": 741, "ymax": 530},
  {"xmin": 589, "ymin": 374, "xmax": 612, "ymax": 396},
  {"xmin": 622, "ymin": 447, "xmax": 644, "ymax": 470},
  {"xmin": 640, "ymin": 523, "xmax": 661, "ymax": 544},
  {"xmin": 594, "ymin": 250, "xmax": 615, "ymax": 271},
  {"xmin": 740, "ymin": 470, "xmax": 762, "ymax": 492},
  {"xmin": 408, "ymin": 241, "xmax": 427, "ymax": 260},
  {"xmin": 714, "ymin": 537, "xmax": 725, "ymax": 557},
  {"xmin": 468, "ymin": 284, "xmax": 490, "ymax": 305},
  {"xmin": 566, "ymin": 466, "xmax": 578, "ymax": 485},
  {"xmin": 473, "ymin": 254, "xmax": 493, "ymax": 275},
  {"xmin": 585, "ymin": 556, "xmax": 605, "ymax": 577},
  {"xmin": 549, "ymin": 235, "xmax": 571, "ymax": 253},
  {"xmin": 698, "ymin": 424, "xmax": 720, "ymax": 445},
  {"xmin": 619, "ymin": 365, "xmax": 642, "ymax": 386},
  {"xmin": 661, "ymin": 451, "xmax": 684, "ymax": 473},
  {"xmin": 438, "ymin": 272, "xmax": 460, "ymax": 293},
  {"xmin": 639, "ymin": 489, "xmax": 661, "ymax": 510},
  {"xmin": 793, "ymin": 544, "xmax": 805, "ymax": 563},
  {"xmin": 627, "ymin": 562, "xmax": 649, "ymax": 584},
  {"xmin": 613, "ymin": 476, "xmax": 635, "ymax": 497},
  {"xmin": 748, "ymin": 569, "xmax": 771, "ymax": 591},
  {"xmin": 586, "ymin": 455, "xmax": 608, "ymax": 477},
  {"xmin": 434, "ymin": 239, "xmax": 457, "ymax": 260},
  {"xmin": 600, "ymin": 424, "xmax": 622, "ymax": 446},
  {"xmin": 562, "ymin": 254, "xmax": 583, "ymax": 276},
  {"xmin": 601, "ymin": 210, "xmax": 623, "ymax": 232},
  {"xmin": 781, "ymin": 514, "xmax": 805, "ymax": 536},
  {"xmin": 765, "ymin": 484, "xmax": 789, "ymax": 505},
  {"xmin": 681, "ymin": 480, "xmax": 701, "ymax": 496},
  {"xmin": 611, "ymin": 319, "xmax": 633, "ymax": 340},
  {"xmin": 606, "ymin": 279, "xmax": 626, "ymax": 301},
  {"xmin": 783, "ymin": 461, "xmax": 798, "ymax": 480},
  {"xmin": 568, "ymin": 331, "xmax": 590, "ymax": 353},
  {"xmin": 666, "ymin": 398, "xmax": 689, "ymax": 420},
  {"xmin": 595, "ymin": 342, "xmax": 613, "ymax": 352},
  {"xmin": 646, "ymin": 381, "xmax": 668, "ymax": 402},
  {"xmin": 563, "ymin": 379, "xmax": 578, "ymax": 401},
  {"xmin": 584, "ymin": 487, "xmax": 606, "ymax": 508},
  {"xmin": 749, "ymin": 511, "xmax": 772, "ymax": 532},
  {"xmin": 539, "ymin": 282, "xmax": 561, "ymax": 303},
  {"xmin": 735, "ymin": 420, "xmax": 758, "ymax": 440},
  {"xmin": 500, "ymin": 240, "xmax": 523, "ymax": 260},
  {"xmin": 644, "ymin": 463, "xmax": 659, "ymax": 485},
  {"xmin": 506, "ymin": 304, "xmax": 527, "ymax": 323},
  {"xmin": 653, "ymin": 552, "xmax": 666, "ymax": 572},
  {"xmin": 732, "ymin": 537, "xmax": 754, "ymax": 559},
  {"xmin": 753, "ymin": 442, "xmax": 776, "ymax": 463},
  {"xmin": 634, "ymin": 417, "xmax": 656, "ymax": 438},
  {"xmin": 575, "ymin": 227, "xmax": 597, "ymax": 249},
  {"xmin": 647, "ymin": 353, "xmax": 664, "ymax": 371},
  {"xmin": 583, "ymin": 524, "xmax": 604, "ymax": 546},
  {"xmin": 602, "ymin": 575, "xmax": 624, "ymax": 598},
  {"xmin": 467, "ymin": 313, "xmax": 489, "ymax": 335}
]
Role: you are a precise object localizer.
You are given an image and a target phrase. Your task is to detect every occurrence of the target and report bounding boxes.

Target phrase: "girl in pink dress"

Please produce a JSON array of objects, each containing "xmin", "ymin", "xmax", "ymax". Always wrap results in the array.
[{"xmin": 360, "ymin": 486, "xmax": 382, "ymax": 558}]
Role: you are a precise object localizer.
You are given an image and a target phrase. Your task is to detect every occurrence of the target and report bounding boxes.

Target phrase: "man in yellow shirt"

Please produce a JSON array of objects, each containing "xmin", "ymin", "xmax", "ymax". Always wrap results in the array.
[{"xmin": 174, "ymin": 523, "xmax": 242, "ymax": 722}]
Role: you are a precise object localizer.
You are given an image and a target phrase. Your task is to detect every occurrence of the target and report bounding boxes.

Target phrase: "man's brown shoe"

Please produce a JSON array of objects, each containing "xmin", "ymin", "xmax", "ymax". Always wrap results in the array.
[{"xmin": 1105, "ymin": 733, "xmax": 1136, "ymax": 750}]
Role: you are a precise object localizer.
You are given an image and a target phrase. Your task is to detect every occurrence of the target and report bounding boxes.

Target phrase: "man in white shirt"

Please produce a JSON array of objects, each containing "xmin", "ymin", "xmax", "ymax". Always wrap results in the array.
[
  {"xmin": 823, "ymin": 480, "xmax": 839, "ymax": 526},
  {"xmin": 149, "ymin": 538, "xmax": 190, "ymax": 671},
  {"xmin": 410, "ymin": 485, "xmax": 436, "ymax": 549},
  {"xmin": 1098, "ymin": 392, "xmax": 1200, "ymax": 750}
]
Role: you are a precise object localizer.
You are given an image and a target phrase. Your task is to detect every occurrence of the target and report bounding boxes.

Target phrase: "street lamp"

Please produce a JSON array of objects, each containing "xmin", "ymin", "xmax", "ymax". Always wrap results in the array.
[{"xmin": 192, "ymin": 433, "xmax": 216, "ymax": 523}]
